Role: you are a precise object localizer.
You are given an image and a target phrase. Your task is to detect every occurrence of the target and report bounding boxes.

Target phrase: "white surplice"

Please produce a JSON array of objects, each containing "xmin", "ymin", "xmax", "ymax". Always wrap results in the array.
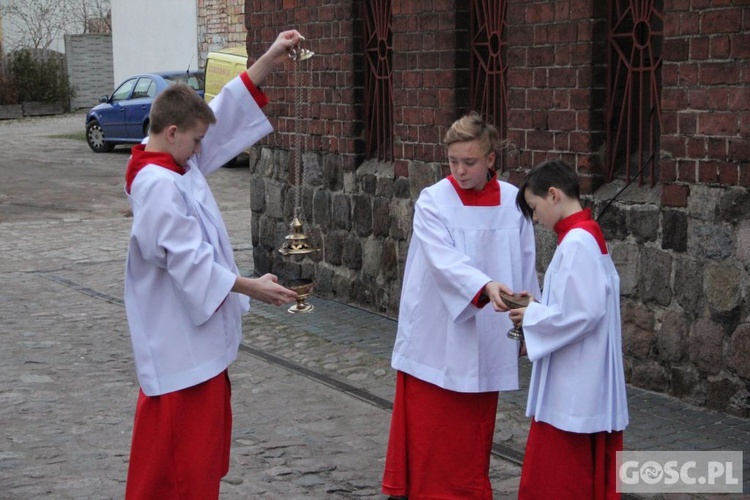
[
  {"xmin": 523, "ymin": 228, "xmax": 629, "ymax": 433},
  {"xmin": 124, "ymin": 77, "xmax": 273, "ymax": 396},
  {"xmin": 391, "ymin": 178, "xmax": 540, "ymax": 393}
]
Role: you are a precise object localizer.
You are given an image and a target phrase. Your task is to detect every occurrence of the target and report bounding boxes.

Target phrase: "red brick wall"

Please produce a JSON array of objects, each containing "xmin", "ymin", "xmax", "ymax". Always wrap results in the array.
[
  {"xmin": 504, "ymin": 0, "xmax": 608, "ymax": 194},
  {"xmin": 245, "ymin": 1, "xmax": 360, "ymax": 171},
  {"xmin": 391, "ymin": 1, "xmax": 460, "ymax": 178},
  {"xmin": 660, "ymin": 0, "xmax": 750, "ymax": 207},
  {"xmin": 244, "ymin": 1, "xmax": 463, "ymax": 177},
  {"xmin": 242, "ymin": 0, "xmax": 611, "ymax": 192},
  {"xmin": 242, "ymin": 0, "xmax": 747, "ymax": 193}
]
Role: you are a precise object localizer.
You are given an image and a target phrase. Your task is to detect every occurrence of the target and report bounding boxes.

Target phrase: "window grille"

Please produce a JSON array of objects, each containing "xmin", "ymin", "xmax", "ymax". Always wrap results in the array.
[
  {"xmin": 606, "ymin": 0, "xmax": 664, "ymax": 185},
  {"xmin": 470, "ymin": 0, "xmax": 508, "ymax": 170},
  {"xmin": 363, "ymin": 0, "xmax": 394, "ymax": 162}
]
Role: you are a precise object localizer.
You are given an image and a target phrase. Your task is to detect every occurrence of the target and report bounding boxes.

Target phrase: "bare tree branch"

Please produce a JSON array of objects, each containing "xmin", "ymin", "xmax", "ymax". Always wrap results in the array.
[
  {"xmin": 66, "ymin": 0, "xmax": 111, "ymax": 34},
  {"xmin": 1, "ymin": 0, "xmax": 67, "ymax": 50},
  {"xmin": 0, "ymin": 0, "xmax": 111, "ymax": 52}
]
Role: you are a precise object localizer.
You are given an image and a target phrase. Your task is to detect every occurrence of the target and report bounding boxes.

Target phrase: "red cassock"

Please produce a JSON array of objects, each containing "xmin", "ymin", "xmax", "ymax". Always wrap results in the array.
[
  {"xmin": 125, "ymin": 371, "xmax": 232, "ymax": 499},
  {"xmin": 382, "ymin": 371, "xmax": 498, "ymax": 499},
  {"xmin": 518, "ymin": 419, "xmax": 622, "ymax": 500}
]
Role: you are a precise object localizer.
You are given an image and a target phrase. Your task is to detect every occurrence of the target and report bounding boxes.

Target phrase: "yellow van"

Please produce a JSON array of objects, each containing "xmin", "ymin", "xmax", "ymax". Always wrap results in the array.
[
  {"xmin": 204, "ymin": 46, "xmax": 250, "ymax": 166},
  {"xmin": 204, "ymin": 46, "xmax": 249, "ymax": 103}
]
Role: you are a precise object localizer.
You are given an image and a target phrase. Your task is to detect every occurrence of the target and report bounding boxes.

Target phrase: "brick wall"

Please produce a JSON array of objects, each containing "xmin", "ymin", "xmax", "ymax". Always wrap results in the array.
[
  {"xmin": 241, "ymin": 0, "xmax": 750, "ymax": 415},
  {"xmin": 197, "ymin": 0, "xmax": 247, "ymax": 66},
  {"xmin": 504, "ymin": 0, "xmax": 608, "ymax": 194},
  {"xmin": 391, "ymin": 2, "xmax": 460, "ymax": 178},
  {"xmin": 660, "ymin": 0, "xmax": 750, "ymax": 194}
]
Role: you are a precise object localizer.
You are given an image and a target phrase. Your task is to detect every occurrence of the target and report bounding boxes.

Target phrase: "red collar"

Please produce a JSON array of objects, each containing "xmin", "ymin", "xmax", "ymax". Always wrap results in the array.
[
  {"xmin": 125, "ymin": 144, "xmax": 185, "ymax": 194},
  {"xmin": 447, "ymin": 171, "xmax": 501, "ymax": 206},
  {"xmin": 553, "ymin": 208, "xmax": 607, "ymax": 254}
]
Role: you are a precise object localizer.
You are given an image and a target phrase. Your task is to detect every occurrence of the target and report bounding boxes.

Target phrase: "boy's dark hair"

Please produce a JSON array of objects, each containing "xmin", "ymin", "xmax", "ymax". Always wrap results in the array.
[
  {"xmin": 148, "ymin": 83, "xmax": 216, "ymax": 134},
  {"xmin": 515, "ymin": 159, "xmax": 580, "ymax": 219}
]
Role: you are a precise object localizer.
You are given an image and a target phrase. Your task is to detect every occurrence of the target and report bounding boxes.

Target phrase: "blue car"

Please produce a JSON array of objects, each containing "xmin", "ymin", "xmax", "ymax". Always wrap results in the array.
[{"xmin": 85, "ymin": 71, "xmax": 205, "ymax": 152}]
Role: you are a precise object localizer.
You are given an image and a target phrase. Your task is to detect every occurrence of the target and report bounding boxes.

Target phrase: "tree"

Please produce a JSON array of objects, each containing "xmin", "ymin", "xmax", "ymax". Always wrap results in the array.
[
  {"xmin": 0, "ymin": 0, "xmax": 111, "ymax": 52},
  {"xmin": 1, "ymin": 0, "xmax": 68, "ymax": 51},
  {"xmin": 67, "ymin": 0, "xmax": 111, "ymax": 35}
]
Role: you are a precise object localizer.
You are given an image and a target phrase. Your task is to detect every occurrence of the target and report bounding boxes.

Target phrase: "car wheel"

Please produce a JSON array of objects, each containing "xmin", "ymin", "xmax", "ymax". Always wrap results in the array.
[
  {"xmin": 220, "ymin": 156, "xmax": 238, "ymax": 168},
  {"xmin": 86, "ymin": 120, "xmax": 115, "ymax": 153},
  {"xmin": 221, "ymin": 151, "xmax": 250, "ymax": 168}
]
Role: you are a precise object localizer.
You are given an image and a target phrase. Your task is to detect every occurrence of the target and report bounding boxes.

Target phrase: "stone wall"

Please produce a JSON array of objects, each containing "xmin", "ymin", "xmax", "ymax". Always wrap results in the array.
[
  {"xmin": 243, "ymin": 0, "xmax": 749, "ymax": 415},
  {"xmin": 594, "ymin": 183, "xmax": 750, "ymax": 416}
]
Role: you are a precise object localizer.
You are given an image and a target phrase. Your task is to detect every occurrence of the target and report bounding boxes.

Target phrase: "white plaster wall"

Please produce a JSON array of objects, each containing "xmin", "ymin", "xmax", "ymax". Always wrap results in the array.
[{"xmin": 111, "ymin": 0, "xmax": 198, "ymax": 84}]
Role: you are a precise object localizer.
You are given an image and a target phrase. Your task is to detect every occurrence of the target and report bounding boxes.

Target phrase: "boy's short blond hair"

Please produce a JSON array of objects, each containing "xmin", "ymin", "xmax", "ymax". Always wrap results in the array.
[
  {"xmin": 443, "ymin": 111, "xmax": 504, "ymax": 157},
  {"xmin": 149, "ymin": 83, "xmax": 216, "ymax": 134}
]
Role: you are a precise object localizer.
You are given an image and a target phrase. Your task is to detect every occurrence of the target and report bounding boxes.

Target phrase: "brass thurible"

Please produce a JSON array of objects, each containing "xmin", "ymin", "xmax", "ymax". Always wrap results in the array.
[
  {"xmin": 279, "ymin": 209, "xmax": 318, "ymax": 313},
  {"xmin": 286, "ymin": 278, "xmax": 315, "ymax": 314},
  {"xmin": 288, "ymin": 36, "xmax": 314, "ymax": 61},
  {"xmin": 279, "ymin": 38, "xmax": 316, "ymax": 313},
  {"xmin": 278, "ymin": 213, "xmax": 316, "ymax": 256}
]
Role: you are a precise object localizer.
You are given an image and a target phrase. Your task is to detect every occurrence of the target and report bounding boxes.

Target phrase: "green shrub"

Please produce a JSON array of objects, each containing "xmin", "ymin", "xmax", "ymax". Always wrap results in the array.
[
  {"xmin": 0, "ymin": 72, "xmax": 19, "ymax": 105},
  {"xmin": 7, "ymin": 49, "xmax": 75, "ymax": 104}
]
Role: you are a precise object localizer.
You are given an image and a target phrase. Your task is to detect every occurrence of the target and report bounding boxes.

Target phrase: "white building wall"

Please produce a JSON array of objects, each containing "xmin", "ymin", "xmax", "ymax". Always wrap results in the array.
[{"xmin": 111, "ymin": 0, "xmax": 198, "ymax": 84}]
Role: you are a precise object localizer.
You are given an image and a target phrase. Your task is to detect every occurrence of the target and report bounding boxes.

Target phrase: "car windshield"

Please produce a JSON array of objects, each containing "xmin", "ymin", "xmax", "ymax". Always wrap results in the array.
[
  {"xmin": 164, "ymin": 73, "xmax": 205, "ymax": 91},
  {"xmin": 112, "ymin": 78, "xmax": 137, "ymax": 102}
]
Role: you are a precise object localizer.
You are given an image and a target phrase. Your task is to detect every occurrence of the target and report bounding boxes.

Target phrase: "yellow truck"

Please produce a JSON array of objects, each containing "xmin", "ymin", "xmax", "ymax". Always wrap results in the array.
[
  {"xmin": 204, "ymin": 46, "xmax": 250, "ymax": 166},
  {"xmin": 204, "ymin": 46, "xmax": 249, "ymax": 103}
]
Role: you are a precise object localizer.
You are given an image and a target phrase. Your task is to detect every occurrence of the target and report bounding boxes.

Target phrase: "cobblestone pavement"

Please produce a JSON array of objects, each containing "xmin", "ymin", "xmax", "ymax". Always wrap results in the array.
[{"xmin": 1, "ymin": 114, "xmax": 749, "ymax": 499}]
